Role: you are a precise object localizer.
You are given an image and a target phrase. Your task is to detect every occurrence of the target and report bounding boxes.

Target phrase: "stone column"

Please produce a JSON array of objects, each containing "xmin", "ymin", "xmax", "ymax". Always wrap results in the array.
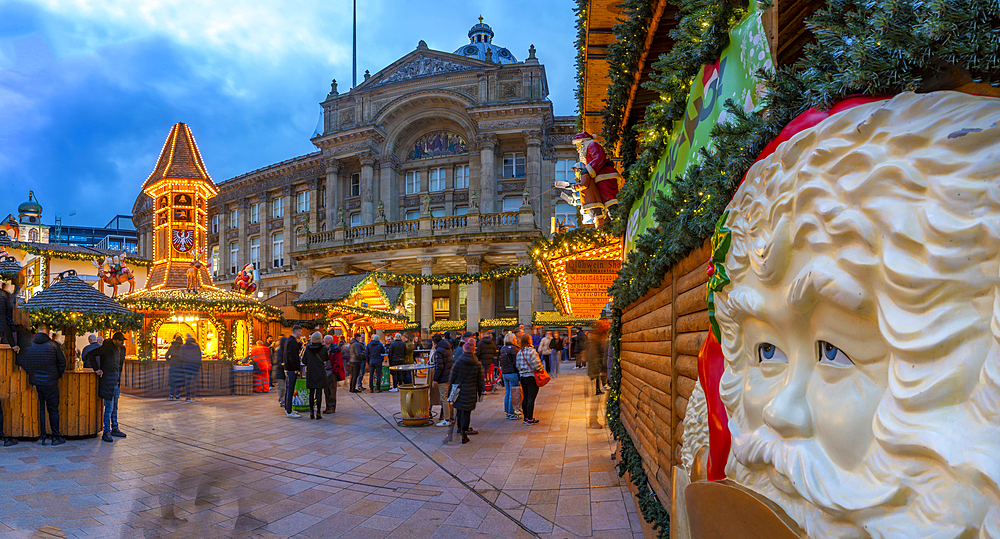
[
  {"xmin": 465, "ymin": 255, "xmax": 482, "ymax": 333},
  {"xmin": 296, "ymin": 268, "xmax": 315, "ymax": 292},
  {"xmin": 325, "ymin": 160, "xmax": 340, "ymax": 227},
  {"xmin": 359, "ymin": 152, "xmax": 376, "ymax": 225},
  {"xmin": 418, "ymin": 257, "xmax": 434, "ymax": 332},
  {"xmin": 379, "ymin": 155, "xmax": 400, "ymax": 221},
  {"xmin": 448, "ymin": 285, "xmax": 459, "ymax": 320},
  {"xmin": 480, "ymin": 279, "xmax": 495, "ymax": 320},
  {"xmin": 517, "ymin": 254, "xmax": 534, "ymax": 328},
  {"xmin": 282, "ymin": 185, "xmax": 293, "ymax": 269},
  {"xmin": 261, "ymin": 192, "xmax": 272, "ymax": 274},
  {"xmin": 524, "ymin": 130, "xmax": 543, "ymax": 226},
  {"xmin": 477, "ymin": 133, "xmax": 498, "ymax": 213}
]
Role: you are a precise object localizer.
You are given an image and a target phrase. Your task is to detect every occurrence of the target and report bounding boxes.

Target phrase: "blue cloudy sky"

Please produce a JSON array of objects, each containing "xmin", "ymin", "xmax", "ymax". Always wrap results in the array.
[{"xmin": 0, "ymin": 0, "xmax": 577, "ymax": 228}]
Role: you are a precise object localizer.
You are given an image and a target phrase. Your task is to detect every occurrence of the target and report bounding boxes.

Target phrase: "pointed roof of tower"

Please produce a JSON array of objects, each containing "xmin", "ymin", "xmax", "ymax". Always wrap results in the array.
[{"xmin": 142, "ymin": 123, "xmax": 215, "ymax": 190}]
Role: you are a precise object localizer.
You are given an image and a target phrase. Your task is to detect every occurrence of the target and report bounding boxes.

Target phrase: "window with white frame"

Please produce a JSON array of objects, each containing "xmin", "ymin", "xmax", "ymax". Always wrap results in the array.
[
  {"xmin": 294, "ymin": 227, "xmax": 303, "ymax": 246},
  {"xmin": 249, "ymin": 202, "xmax": 260, "ymax": 224},
  {"xmin": 555, "ymin": 158, "xmax": 574, "ymax": 185},
  {"xmin": 296, "ymin": 191, "xmax": 310, "ymax": 213},
  {"xmin": 272, "ymin": 196, "xmax": 284, "ymax": 219},
  {"xmin": 229, "ymin": 209, "xmax": 238, "ymax": 229},
  {"xmin": 454, "ymin": 165, "xmax": 469, "ymax": 189},
  {"xmin": 229, "ymin": 242, "xmax": 239, "ymax": 273},
  {"xmin": 210, "ymin": 246, "xmax": 219, "ymax": 277},
  {"xmin": 249, "ymin": 236, "xmax": 260, "ymax": 269},
  {"xmin": 350, "ymin": 213, "xmax": 361, "ymax": 226},
  {"xmin": 405, "ymin": 210, "xmax": 420, "ymax": 221},
  {"xmin": 271, "ymin": 232, "xmax": 284, "ymax": 268},
  {"xmin": 350, "ymin": 173, "xmax": 361, "ymax": 197},
  {"xmin": 429, "ymin": 168, "xmax": 446, "ymax": 192},
  {"xmin": 502, "ymin": 152, "xmax": 525, "ymax": 178},
  {"xmin": 501, "ymin": 197, "xmax": 521, "ymax": 212},
  {"xmin": 211, "ymin": 215, "xmax": 219, "ymax": 234},
  {"xmin": 554, "ymin": 202, "xmax": 578, "ymax": 227},
  {"xmin": 453, "ymin": 205, "xmax": 468, "ymax": 216},
  {"xmin": 405, "ymin": 171, "xmax": 421, "ymax": 194}
]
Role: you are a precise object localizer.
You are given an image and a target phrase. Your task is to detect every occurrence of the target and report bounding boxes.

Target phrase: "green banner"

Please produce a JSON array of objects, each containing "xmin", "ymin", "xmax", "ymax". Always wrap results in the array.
[{"xmin": 624, "ymin": 12, "xmax": 773, "ymax": 254}]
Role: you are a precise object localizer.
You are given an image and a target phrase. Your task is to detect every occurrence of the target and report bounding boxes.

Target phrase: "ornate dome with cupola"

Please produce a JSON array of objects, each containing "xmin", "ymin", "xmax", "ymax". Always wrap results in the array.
[{"xmin": 454, "ymin": 17, "xmax": 517, "ymax": 64}]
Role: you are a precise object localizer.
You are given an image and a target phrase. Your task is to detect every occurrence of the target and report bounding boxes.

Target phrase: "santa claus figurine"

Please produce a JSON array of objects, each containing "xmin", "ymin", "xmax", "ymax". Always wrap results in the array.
[{"xmin": 572, "ymin": 132, "xmax": 623, "ymax": 227}]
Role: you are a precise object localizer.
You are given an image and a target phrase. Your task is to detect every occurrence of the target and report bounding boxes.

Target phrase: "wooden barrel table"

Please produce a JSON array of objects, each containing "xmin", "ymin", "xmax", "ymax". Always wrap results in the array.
[{"xmin": 0, "ymin": 345, "xmax": 102, "ymax": 438}]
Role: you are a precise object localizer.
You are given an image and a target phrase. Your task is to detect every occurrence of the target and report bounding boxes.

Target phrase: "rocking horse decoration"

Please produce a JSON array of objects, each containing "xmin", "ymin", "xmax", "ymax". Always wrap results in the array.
[
  {"xmin": 92, "ymin": 252, "xmax": 136, "ymax": 297},
  {"xmin": 232, "ymin": 263, "xmax": 257, "ymax": 296},
  {"xmin": 1, "ymin": 215, "xmax": 19, "ymax": 241}
]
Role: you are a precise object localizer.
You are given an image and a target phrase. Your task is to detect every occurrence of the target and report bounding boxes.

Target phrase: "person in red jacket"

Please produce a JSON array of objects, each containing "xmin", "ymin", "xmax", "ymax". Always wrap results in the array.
[
  {"xmin": 250, "ymin": 341, "xmax": 271, "ymax": 393},
  {"xmin": 323, "ymin": 335, "xmax": 346, "ymax": 413}
]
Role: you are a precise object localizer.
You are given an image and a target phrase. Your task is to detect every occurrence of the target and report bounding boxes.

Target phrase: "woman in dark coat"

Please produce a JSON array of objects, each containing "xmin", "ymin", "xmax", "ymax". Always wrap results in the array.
[
  {"xmin": 303, "ymin": 331, "xmax": 329, "ymax": 419},
  {"xmin": 165, "ymin": 335, "xmax": 185, "ymax": 401},
  {"xmin": 449, "ymin": 338, "xmax": 484, "ymax": 444},
  {"xmin": 180, "ymin": 335, "xmax": 202, "ymax": 401}
]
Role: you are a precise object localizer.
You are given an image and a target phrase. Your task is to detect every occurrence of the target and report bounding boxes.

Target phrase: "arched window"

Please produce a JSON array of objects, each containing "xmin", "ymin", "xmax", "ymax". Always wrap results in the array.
[
  {"xmin": 28, "ymin": 228, "xmax": 38, "ymax": 242},
  {"xmin": 294, "ymin": 227, "xmax": 303, "ymax": 246}
]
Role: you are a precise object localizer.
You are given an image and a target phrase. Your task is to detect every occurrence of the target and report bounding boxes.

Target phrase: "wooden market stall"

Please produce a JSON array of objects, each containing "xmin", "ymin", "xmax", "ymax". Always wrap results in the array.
[
  {"xmin": 2, "ymin": 270, "xmax": 144, "ymax": 438},
  {"xmin": 293, "ymin": 273, "xmax": 410, "ymax": 338}
]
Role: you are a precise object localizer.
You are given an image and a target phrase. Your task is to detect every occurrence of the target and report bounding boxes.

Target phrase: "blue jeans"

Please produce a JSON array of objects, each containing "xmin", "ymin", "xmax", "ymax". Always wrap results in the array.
[
  {"xmin": 502, "ymin": 374, "xmax": 520, "ymax": 414},
  {"xmin": 103, "ymin": 385, "xmax": 119, "ymax": 433}
]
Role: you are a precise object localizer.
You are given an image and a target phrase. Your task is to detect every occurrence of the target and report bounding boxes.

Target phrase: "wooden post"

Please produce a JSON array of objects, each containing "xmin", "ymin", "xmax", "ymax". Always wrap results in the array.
[{"xmin": 63, "ymin": 326, "xmax": 76, "ymax": 369}]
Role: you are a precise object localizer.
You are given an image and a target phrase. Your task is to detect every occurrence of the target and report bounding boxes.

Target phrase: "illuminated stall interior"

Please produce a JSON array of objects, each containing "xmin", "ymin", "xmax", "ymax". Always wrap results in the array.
[{"xmin": 294, "ymin": 273, "xmax": 410, "ymax": 339}]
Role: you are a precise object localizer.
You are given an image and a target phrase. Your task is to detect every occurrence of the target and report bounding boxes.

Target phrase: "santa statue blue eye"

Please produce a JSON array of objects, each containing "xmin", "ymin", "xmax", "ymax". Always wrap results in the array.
[
  {"xmin": 757, "ymin": 343, "xmax": 787, "ymax": 363},
  {"xmin": 818, "ymin": 341, "xmax": 853, "ymax": 367}
]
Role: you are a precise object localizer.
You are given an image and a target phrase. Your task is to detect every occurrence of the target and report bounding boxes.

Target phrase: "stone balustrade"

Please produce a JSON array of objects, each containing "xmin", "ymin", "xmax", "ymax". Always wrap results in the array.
[{"xmin": 293, "ymin": 206, "xmax": 535, "ymax": 253}]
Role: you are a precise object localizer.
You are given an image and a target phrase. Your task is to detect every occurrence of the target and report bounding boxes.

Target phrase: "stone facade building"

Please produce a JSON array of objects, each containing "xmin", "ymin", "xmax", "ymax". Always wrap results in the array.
[{"xmin": 134, "ymin": 21, "xmax": 578, "ymax": 332}]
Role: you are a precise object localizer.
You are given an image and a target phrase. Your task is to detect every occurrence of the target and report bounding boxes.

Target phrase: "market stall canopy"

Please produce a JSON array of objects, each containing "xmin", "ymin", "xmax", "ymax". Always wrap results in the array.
[
  {"xmin": 294, "ymin": 273, "xmax": 409, "ymax": 329},
  {"xmin": 23, "ymin": 270, "xmax": 143, "ymax": 331},
  {"xmin": 117, "ymin": 288, "xmax": 281, "ymax": 320},
  {"xmin": 0, "ymin": 253, "xmax": 21, "ymax": 281},
  {"xmin": 533, "ymin": 230, "xmax": 623, "ymax": 318}
]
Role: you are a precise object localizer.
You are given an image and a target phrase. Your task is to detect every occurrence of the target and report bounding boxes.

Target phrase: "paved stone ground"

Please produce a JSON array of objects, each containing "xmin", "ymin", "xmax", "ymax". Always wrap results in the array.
[{"xmin": 0, "ymin": 366, "xmax": 644, "ymax": 538}]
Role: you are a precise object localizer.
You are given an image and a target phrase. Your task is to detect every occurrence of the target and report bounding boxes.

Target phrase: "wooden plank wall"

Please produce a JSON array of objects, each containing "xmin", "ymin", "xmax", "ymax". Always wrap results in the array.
[
  {"xmin": 1, "ymin": 346, "xmax": 101, "ymax": 437},
  {"xmin": 618, "ymin": 239, "xmax": 711, "ymax": 508}
]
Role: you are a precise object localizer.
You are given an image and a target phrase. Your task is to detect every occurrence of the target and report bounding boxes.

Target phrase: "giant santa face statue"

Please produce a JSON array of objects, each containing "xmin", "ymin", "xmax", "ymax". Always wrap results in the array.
[{"xmin": 712, "ymin": 91, "xmax": 1000, "ymax": 537}]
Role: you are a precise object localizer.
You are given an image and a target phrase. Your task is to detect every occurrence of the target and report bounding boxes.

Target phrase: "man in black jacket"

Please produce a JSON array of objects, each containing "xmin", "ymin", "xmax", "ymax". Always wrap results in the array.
[
  {"xmin": 387, "ymin": 333, "xmax": 406, "ymax": 392},
  {"xmin": 0, "ymin": 281, "xmax": 18, "ymax": 353},
  {"xmin": 93, "ymin": 332, "xmax": 127, "ymax": 442},
  {"xmin": 349, "ymin": 333, "xmax": 365, "ymax": 392},
  {"xmin": 366, "ymin": 334, "xmax": 386, "ymax": 393},
  {"xmin": 19, "ymin": 323, "xmax": 66, "ymax": 445},
  {"xmin": 284, "ymin": 326, "xmax": 303, "ymax": 417}
]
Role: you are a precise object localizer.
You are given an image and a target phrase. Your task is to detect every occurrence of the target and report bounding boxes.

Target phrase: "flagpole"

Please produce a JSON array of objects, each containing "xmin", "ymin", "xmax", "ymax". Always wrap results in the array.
[{"xmin": 352, "ymin": 0, "xmax": 357, "ymax": 88}]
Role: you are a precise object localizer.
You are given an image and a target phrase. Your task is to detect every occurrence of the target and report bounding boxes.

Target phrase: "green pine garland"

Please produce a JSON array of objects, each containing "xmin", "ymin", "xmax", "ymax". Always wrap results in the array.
[
  {"xmin": 11, "ymin": 242, "xmax": 154, "ymax": 267},
  {"xmin": 25, "ymin": 307, "xmax": 144, "ymax": 333},
  {"xmin": 370, "ymin": 265, "xmax": 532, "ymax": 286}
]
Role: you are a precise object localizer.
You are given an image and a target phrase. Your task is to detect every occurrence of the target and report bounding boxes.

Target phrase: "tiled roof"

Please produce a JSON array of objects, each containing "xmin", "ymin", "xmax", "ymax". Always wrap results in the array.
[
  {"xmin": 24, "ymin": 273, "xmax": 136, "ymax": 316},
  {"xmin": 295, "ymin": 273, "xmax": 370, "ymax": 304},
  {"xmin": 0, "ymin": 254, "xmax": 21, "ymax": 280},
  {"xmin": 142, "ymin": 123, "xmax": 213, "ymax": 189}
]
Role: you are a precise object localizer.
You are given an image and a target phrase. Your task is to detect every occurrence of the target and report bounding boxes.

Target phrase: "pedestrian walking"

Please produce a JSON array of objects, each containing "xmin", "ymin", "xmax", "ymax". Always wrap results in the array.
[
  {"xmin": 250, "ymin": 340, "xmax": 271, "ymax": 393},
  {"xmin": 284, "ymin": 325, "xmax": 303, "ymax": 418},
  {"xmin": 498, "ymin": 333, "xmax": 521, "ymax": 420},
  {"xmin": 516, "ymin": 334, "xmax": 543, "ymax": 425},
  {"xmin": 19, "ymin": 323, "xmax": 66, "ymax": 445},
  {"xmin": 366, "ymin": 334, "xmax": 385, "ymax": 393},
  {"xmin": 550, "ymin": 330, "xmax": 564, "ymax": 377},
  {"xmin": 348, "ymin": 332, "xmax": 365, "ymax": 392},
  {"xmin": 588, "ymin": 320, "xmax": 610, "ymax": 395},
  {"xmin": 94, "ymin": 332, "xmax": 127, "ymax": 442},
  {"xmin": 538, "ymin": 331, "xmax": 553, "ymax": 373},
  {"xmin": 431, "ymin": 335, "xmax": 454, "ymax": 426},
  {"xmin": 449, "ymin": 337, "xmax": 484, "ymax": 444},
  {"xmin": 303, "ymin": 332, "xmax": 327, "ymax": 420},
  {"xmin": 181, "ymin": 334, "xmax": 202, "ymax": 402},
  {"xmin": 325, "ymin": 336, "xmax": 346, "ymax": 414},
  {"xmin": 165, "ymin": 335, "xmax": 185, "ymax": 400},
  {"xmin": 574, "ymin": 328, "xmax": 588, "ymax": 369}
]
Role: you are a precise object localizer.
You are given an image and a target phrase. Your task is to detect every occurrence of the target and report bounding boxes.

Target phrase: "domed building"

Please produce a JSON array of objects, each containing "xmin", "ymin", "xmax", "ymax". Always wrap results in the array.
[
  {"xmin": 133, "ymin": 19, "xmax": 580, "ymax": 334},
  {"xmin": 16, "ymin": 191, "xmax": 48, "ymax": 243}
]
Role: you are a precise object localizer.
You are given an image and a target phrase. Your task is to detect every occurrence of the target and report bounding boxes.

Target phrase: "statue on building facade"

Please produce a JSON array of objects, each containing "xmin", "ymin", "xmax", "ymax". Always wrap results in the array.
[
  {"xmin": 693, "ymin": 92, "xmax": 1000, "ymax": 538},
  {"xmin": 421, "ymin": 194, "xmax": 431, "ymax": 215},
  {"xmin": 470, "ymin": 190, "xmax": 478, "ymax": 210},
  {"xmin": 572, "ymin": 132, "xmax": 623, "ymax": 227}
]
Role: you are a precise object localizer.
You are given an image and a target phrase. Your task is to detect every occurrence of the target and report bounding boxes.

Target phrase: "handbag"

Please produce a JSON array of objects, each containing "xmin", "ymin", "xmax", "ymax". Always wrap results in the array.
[
  {"xmin": 447, "ymin": 383, "xmax": 460, "ymax": 403},
  {"xmin": 535, "ymin": 365, "xmax": 551, "ymax": 387}
]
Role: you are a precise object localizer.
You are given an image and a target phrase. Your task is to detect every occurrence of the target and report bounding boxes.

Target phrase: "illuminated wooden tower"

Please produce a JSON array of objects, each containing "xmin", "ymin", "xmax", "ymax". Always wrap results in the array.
[{"xmin": 142, "ymin": 123, "xmax": 218, "ymax": 290}]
